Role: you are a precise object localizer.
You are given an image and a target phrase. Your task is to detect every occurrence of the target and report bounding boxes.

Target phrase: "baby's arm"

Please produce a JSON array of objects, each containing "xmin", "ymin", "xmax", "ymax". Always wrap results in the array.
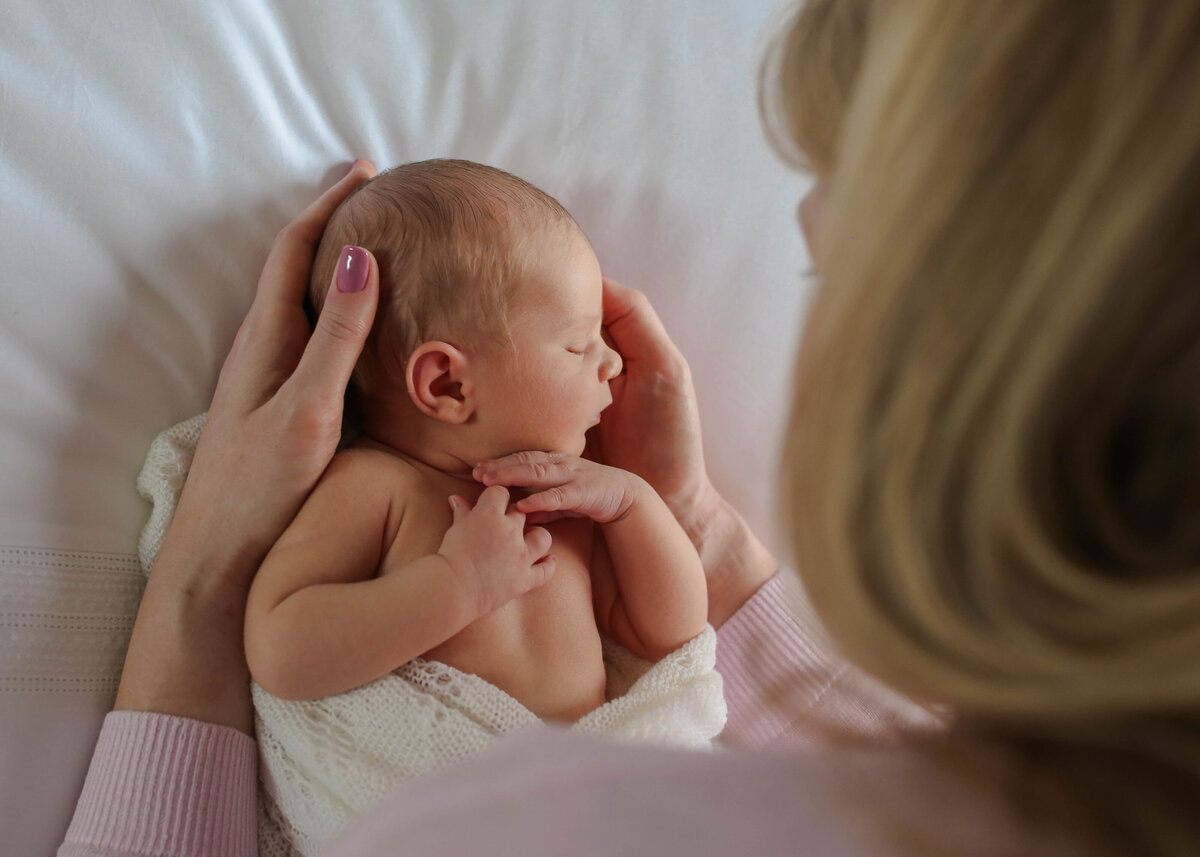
[
  {"xmin": 473, "ymin": 453, "xmax": 708, "ymax": 662},
  {"xmin": 245, "ymin": 455, "xmax": 554, "ymax": 701}
]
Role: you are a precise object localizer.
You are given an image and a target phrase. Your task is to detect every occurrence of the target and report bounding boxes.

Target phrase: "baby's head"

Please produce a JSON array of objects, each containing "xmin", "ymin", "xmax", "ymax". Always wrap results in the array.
[
  {"xmin": 311, "ymin": 159, "xmax": 621, "ymax": 459},
  {"xmin": 312, "ymin": 159, "xmax": 576, "ymax": 395}
]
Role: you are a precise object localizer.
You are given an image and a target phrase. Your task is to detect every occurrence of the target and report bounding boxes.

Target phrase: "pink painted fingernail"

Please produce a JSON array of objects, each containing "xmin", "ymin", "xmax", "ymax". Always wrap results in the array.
[{"xmin": 337, "ymin": 245, "xmax": 369, "ymax": 293}]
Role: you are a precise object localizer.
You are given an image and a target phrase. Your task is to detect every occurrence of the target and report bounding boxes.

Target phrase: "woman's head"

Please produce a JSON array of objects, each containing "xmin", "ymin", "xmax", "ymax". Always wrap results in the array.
[
  {"xmin": 761, "ymin": 0, "xmax": 872, "ymax": 177},
  {"xmin": 771, "ymin": 0, "xmax": 1200, "ymax": 849},
  {"xmin": 761, "ymin": 0, "xmax": 873, "ymax": 266}
]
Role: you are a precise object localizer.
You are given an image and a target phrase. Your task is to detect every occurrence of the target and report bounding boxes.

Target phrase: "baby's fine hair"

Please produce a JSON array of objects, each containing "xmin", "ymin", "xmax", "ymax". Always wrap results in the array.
[{"xmin": 310, "ymin": 159, "xmax": 577, "ymax": 395}]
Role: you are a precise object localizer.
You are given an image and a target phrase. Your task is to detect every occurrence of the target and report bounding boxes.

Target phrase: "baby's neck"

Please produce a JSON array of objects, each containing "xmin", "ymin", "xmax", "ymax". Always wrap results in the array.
[
  {"xmin": 356, "ymin": 398, "xmax": 482, "ymax": 482},
  {"xmin": 357, "ymin": 432, "xmax": 478, "ymax": 482}
]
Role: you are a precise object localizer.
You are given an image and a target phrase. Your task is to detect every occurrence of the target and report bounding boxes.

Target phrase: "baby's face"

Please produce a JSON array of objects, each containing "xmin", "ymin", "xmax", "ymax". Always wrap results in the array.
[{"xmin": 472, "ymin": 223, "xmax": 622, "ymax": 457}]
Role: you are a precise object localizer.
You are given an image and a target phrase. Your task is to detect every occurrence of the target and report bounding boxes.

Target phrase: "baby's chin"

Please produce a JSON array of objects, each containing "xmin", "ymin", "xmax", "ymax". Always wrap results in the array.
[
  {"xmin": 544, "ymin": 436, "xmax": 588, "ymax": 458},
  {"xmin": 497, "ymin": 436, "xmax": 586, "ymax": 460}
]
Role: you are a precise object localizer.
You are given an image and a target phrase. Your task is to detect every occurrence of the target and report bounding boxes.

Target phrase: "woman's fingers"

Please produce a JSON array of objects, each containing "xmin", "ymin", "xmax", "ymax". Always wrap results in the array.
[
  {"xmin": 601, "ymin": 276, "xmax": 684, "ymax": 373},
  {"xmin": 217, "ymin": 161, "xmax": 377, "ymax": 409},
  {"xmin": 288, "ymin": 245, "xmax": 379, "ymax": 405},
  {"xmin": 257, "ymin": 160, "xmax": 376, "ymax": 313}
]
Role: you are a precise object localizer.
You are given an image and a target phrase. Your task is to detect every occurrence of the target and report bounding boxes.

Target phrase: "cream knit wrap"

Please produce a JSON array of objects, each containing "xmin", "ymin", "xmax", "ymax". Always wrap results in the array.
[{"xmin": 137, "ymin": 415, "xmax": 726, "ymax": 857}]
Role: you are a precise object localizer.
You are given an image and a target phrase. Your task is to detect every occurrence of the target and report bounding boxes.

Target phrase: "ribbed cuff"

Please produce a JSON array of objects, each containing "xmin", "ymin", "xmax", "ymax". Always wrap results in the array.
[
  {"xmin": 60, "ymin": 711, "xmax": 257, "ymax": 857},
  {"xmin": 715, "ymin": 571, "xmax": 850, "ymax": 748},
  {"xmin": 716, "ymin": 572, "xmax": 940, "ymax": 750}
]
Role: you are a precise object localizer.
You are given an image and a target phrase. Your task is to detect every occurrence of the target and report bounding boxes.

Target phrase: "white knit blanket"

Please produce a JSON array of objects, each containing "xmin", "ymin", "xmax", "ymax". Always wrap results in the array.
[{"xmin": 138, "ymin": 415, "xmax": 726, "ymax": 857}]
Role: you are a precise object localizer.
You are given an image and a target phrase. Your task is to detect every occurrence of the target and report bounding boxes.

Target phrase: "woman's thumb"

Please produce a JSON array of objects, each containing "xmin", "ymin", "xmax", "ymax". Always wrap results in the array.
[{"xmin": 293, "ymin": 245, "xmax": 379, "ymax": 399}]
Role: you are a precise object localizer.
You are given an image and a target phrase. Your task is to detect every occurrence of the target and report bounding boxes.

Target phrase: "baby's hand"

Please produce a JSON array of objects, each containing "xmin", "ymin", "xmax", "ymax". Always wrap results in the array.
[
  {"xmin": 473, "ymin": 452, "xmax": 644, "ymax": 525},
  {"xmin": 439, "ymin": 485, "xmax": 556, "ymax": 617}
]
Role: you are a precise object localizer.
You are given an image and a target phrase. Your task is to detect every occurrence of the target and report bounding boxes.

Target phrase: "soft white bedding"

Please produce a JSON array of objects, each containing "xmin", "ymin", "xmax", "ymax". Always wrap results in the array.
[{"xmin": 0, "ymin": 1, "xmax": 812, "ymax": 853}]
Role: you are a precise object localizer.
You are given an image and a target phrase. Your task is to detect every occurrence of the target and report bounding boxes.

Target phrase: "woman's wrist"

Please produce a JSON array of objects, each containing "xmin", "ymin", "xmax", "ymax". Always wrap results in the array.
[
  {"xmin": 160, "ymin": 488, "xmax": 268, "ymax": 592},
  {"xmin": 677, "ymin": 483, "xmax": 780, "ymax": 627}
]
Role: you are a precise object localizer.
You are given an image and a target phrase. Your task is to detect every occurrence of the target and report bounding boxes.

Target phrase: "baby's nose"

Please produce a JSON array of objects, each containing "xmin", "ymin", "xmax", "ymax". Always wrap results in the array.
[{"xmin": 599, "ymin": 344, "xmax": 623, "ymax": 381}]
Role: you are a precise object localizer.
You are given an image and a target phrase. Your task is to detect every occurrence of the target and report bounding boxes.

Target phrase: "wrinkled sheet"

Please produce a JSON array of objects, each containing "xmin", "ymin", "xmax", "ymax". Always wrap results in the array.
[{"xmin": 0, "ymin": 1, "xmax": 812, "ymax": 854}]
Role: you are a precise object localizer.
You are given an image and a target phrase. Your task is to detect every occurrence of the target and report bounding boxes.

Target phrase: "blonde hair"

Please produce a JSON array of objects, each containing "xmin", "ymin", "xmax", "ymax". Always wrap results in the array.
[
  {"xmin": 759, "ymin": 0, "xmax": 872, "ymax": 174},
  {"xmin": 769, "ymin": 0, "xmax": 1200, "ymax": 854},
  {"xmin": 310, "ymin": 159, "xmax": 576, "ymax": 396}
]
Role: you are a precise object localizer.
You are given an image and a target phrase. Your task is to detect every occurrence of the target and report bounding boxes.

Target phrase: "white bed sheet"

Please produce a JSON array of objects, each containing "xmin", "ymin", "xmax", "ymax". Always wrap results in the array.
[{"xmin": 0, "ymin": 1, "xmax": 813, "ymax": 853}]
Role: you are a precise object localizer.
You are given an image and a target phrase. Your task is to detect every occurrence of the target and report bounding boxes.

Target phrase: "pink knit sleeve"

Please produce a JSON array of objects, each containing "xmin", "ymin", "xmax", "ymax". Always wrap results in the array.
[
  {"xmin": 715, "ymin": 570, "xmax": 939, "ymax": 749},
  {"xmin": 58, "ymin": 711, "xmax": 257, "ymax": 857}
]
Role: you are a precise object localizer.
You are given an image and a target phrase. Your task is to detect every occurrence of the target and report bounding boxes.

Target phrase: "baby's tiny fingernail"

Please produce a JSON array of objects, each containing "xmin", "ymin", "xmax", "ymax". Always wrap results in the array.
[{"xmin": 336, "ymin": 245, "xmax": 370, "ymax": 293}]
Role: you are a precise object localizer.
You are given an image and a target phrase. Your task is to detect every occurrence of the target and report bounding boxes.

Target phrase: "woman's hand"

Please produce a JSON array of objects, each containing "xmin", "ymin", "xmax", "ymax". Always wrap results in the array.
[
  {"xmin": 114, "ymin": 161, "xmax": 380, "ymax": 732},
  {"xmin": 175, "ymin": 162, "xmax": 380, "ymax": 583},
  {"xmin": 595, "ymin": 278, "xmax": 709, "ymax": 524},
  {"xmin": 595, "ymin": 278, "xmax": 779, "ymax": 626}
]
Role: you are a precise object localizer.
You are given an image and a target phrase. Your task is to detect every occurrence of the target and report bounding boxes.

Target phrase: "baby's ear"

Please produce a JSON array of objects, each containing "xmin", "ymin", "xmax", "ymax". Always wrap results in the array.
[{"xmin": 406, "ymin": 342, "xmax": 473, "ymax": 424}]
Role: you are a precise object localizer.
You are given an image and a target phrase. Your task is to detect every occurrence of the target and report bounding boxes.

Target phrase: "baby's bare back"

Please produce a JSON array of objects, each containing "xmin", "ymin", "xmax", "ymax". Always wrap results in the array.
[{"xmin": 366, "ymin": 444, "xmax": 607, "ymax": 722}]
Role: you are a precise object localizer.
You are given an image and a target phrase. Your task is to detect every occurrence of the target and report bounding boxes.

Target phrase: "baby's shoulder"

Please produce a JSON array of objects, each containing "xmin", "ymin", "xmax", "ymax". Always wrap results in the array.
[{"xmin": 327, "ymin": 442, "xmax": 430, "ymax": 497}]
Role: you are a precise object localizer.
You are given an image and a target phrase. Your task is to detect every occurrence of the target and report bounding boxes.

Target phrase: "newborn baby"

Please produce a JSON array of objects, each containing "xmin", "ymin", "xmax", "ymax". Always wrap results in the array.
[{"xmin": 242, "ymin": 159, "xmax": 725, "ymax": 857}]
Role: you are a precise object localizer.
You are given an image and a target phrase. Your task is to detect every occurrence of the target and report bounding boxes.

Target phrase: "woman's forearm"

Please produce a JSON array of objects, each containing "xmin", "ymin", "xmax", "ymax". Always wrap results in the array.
[{"xmin": 113, "ymin": 515, "xmax": 261, "ymax": 735}]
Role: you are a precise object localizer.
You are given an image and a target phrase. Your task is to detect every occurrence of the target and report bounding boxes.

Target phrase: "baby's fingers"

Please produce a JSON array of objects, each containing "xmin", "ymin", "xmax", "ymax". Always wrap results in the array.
[
  {"xmin": 522, "ymin": 526, "xmax": 557, "ymax": 591},
  {"xmin": 522, "ymin": 509, "xmax": 583, "ymax": 525},
  {"xmin": 524, "ymin": 525, "xmax": 553, "ymax": 561},
  {"xmin": 474, "ymin": 484, "xmax": 513, "ymax": 515},
  {"xmin": 517, "ymin": 485, "xmax": 626, "ymax": 524},
  {"xmin": 515, "ymin": 486, "xmax": 572, "ymax": 515},
  {"xmin": 473, "ymin": 452, "xmax": 574, "ymax": 488}
]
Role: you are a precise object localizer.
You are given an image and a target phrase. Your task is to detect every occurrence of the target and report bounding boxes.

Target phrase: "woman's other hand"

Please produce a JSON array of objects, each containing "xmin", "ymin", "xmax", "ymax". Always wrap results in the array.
[
  {"xmin": 595, "ymin": 277, "xmax": 709, "ymax": 525},
  {"xmin": 596, "ymin": 278, "xmax": 778, "ymax": 625},
  {"xmin": 114, "ymin": 161, "xmax": 379, "ymax": 732}
]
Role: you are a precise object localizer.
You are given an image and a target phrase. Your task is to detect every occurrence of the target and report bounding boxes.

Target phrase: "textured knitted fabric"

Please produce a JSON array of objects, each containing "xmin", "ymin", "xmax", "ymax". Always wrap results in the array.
[
  {"xmin": 61, "ymin": 573, "xmax": 964, "ymax": 857},
  {"xmin": 254, "ymin": 630, "xmax": 723, "ymax": 857},
  {"xmin": 135, "ymin": 412, "xmax": 205, "ymax": 575},
  {"xmin": 136, "ymin": 415, "xmax": 725, "ymax": 857}
]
